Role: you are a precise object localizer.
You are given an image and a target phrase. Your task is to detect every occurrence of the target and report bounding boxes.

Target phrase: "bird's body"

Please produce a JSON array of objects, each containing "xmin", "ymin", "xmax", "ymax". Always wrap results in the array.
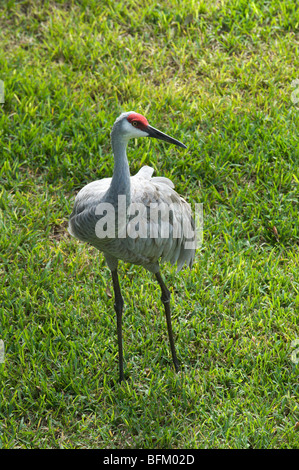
[
  {"xmin": 69, "ymin": 111, "xmax": 195, "ymax": 381},
  {"xmin": 69, "ymin": 165, "xmax": 195, "ymax": 273}
]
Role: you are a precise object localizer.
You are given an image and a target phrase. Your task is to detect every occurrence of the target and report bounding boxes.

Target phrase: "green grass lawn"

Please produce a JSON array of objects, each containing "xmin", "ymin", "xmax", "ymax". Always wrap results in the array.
[{"xmin": 0, "ymin": 0, "xmax": 299, "ymax": 448}]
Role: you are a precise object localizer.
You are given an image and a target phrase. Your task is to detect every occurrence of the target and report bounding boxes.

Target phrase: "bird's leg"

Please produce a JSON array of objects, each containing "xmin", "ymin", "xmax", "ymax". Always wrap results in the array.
[
  {"xmin": 111, "ymin": 269, "xmax": 124, "ymax": 382},
  {"xmin": 155, "ymin": 272, "xmax": 180, "ymax": 372}
]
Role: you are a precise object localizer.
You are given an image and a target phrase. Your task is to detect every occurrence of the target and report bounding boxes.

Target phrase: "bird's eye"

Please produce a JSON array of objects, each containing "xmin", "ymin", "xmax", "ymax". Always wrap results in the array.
[{"xmin": 132, "ymin": 121, "xmax": 138, "ymax": 127}]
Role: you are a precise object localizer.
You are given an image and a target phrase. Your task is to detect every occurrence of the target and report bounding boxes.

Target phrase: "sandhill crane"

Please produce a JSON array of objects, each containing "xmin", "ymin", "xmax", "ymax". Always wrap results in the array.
[{"xmin": 69, "ymin": 112, "xmax": 195, "ymax": 382}]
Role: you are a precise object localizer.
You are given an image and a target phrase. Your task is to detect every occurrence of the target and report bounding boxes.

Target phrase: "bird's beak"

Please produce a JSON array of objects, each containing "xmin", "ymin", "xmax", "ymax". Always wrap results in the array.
[{"xmin": 146, "ymin": 125, "xmax": 187, "ymax": 149}]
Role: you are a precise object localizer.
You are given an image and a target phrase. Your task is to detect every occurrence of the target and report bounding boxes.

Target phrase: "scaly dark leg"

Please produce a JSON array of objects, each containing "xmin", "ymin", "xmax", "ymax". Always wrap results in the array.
[
  {"xmin": 111, "ymin": 269, "xmax": 124, "ymax": 382},
  {"xmin": 155, "ymin": 272, "xmax": 180, "ymax": 372}
]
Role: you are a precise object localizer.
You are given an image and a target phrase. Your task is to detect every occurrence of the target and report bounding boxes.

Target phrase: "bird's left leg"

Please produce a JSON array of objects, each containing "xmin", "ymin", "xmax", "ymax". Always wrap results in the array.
[
  {"xmin": 155, "ymin": 272, "xmax": 180, "ymax": 372},
  {"xmin": 111, "ymin": 269, "xmax": 125, "ymax": 382}
]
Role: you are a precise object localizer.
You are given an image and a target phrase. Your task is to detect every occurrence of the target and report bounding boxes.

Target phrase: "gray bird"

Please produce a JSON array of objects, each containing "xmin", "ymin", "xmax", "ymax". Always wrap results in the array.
[{"xmin": 69, "ymin": 112, "xmax": 195, "ymax": 382}]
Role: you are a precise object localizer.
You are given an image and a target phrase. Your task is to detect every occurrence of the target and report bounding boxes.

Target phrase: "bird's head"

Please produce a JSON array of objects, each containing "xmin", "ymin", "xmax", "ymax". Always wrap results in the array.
[{"xmin": 112, "ymin": 112, "xmax": 187, "ymax": 149}]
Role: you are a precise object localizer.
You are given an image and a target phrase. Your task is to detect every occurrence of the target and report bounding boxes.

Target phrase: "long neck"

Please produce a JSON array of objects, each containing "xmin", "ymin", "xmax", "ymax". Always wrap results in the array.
[{"xmin": 105, "ymin": 132, "xmax": 131, "ymax": 205}]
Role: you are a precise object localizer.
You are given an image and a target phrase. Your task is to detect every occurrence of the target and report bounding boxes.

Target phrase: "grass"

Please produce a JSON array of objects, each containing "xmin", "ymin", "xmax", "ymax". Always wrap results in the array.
[{"xmin": 0, "ymin": 0, "xmax": 299, "ymax": 448}]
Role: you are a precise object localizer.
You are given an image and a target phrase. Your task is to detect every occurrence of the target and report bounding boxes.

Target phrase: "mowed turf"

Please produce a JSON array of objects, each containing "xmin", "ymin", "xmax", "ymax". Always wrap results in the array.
[{"xmin": 0, "ymin": 0, "xmax": 299, "ymax": 448}]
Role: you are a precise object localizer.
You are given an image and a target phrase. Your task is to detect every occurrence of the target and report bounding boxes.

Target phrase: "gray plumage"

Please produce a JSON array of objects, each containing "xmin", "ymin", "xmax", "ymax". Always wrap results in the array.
[
  {"xmin": 69, "ymin": 113, "xmax": 195, "ymax": 273},
  {"xmin": 68, "ymin": 111, "xmax": 195, "ymax": 381}
]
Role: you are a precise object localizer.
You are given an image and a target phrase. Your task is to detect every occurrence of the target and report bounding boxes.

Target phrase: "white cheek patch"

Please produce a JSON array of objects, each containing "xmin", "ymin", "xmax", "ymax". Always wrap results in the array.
[{"xmin": 123, "ymin": 119, "xmax": 149, "ymax": 137}]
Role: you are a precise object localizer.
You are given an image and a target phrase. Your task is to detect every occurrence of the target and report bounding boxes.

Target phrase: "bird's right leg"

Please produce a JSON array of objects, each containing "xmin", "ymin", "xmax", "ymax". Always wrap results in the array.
[{"xmin": 111, "ymin": 269, "xmax": 124, "ymax": 382}]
